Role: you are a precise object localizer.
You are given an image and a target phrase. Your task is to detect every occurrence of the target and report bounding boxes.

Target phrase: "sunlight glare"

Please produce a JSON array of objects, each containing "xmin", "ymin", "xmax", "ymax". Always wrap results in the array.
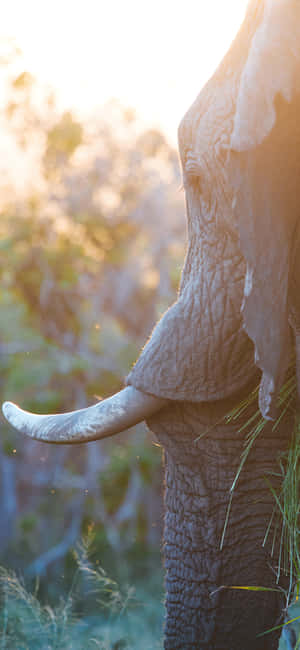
[{"xmin": 2, "ymin": 0, "xmax": 249, "ymax": 140}]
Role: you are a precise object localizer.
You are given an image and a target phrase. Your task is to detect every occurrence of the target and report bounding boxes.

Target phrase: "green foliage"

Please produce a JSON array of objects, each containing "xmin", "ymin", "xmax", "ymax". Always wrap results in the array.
[{"xmin": 0, "ymin": 536, "xmax": 163, "ymax": 649}]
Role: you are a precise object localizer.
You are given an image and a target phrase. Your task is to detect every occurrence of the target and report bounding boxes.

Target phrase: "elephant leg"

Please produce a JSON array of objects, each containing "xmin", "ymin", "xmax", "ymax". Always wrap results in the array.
[{"xmin": 148, "ymin": 385, "xmax": 292, "ymax": 650}]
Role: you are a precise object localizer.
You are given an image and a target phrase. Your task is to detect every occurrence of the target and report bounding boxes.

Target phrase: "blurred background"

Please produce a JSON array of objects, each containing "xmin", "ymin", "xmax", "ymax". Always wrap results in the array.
[{"xmin": 0, "ymin": 2, "xmax": 248, "ymax": 647}]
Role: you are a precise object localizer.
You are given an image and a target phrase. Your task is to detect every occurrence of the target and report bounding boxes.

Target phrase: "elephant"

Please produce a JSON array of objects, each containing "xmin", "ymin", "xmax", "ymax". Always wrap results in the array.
[{"xmin": 3, "ymin": 0, "xmax": 300, "ymax": 647}]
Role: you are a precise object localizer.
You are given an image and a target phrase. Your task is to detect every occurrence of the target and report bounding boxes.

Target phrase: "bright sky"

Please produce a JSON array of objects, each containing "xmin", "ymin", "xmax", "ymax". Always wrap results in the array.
[{"xmin": 2, "ymin": 0, "xmax": 249, "ymax": 143}]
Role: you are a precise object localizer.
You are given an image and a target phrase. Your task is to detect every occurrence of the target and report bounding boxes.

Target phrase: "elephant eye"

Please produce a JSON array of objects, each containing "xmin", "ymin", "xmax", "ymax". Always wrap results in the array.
[
  {"xmin": 182, "ymin": 175, "xmax": 202, "ymax": 201},
  {"xmin": 185, "ymin": 153, "xmax": 202, "ymax": 179}
]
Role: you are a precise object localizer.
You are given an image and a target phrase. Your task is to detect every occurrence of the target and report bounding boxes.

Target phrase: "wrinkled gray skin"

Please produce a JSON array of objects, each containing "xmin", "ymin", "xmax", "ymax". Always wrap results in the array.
[
  {"xmin": 3, "ymin": 0, "xmax": 300, "ymax": 648},
  {"xmin": 147, "ymin": 388, "xmax": 292, "ymax": 650}
]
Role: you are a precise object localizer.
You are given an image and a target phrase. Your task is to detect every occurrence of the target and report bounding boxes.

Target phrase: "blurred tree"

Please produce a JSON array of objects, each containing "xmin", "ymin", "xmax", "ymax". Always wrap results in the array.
[{"xmin": 0, "ymin": 49, "xmax": 185, "ymax": 587}]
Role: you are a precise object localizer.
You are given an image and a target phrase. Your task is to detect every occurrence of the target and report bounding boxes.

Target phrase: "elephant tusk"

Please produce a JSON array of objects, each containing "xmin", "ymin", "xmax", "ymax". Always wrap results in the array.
[{"xmin": 1, "ymin": 387, "xmax": 167, "ymax": 444}]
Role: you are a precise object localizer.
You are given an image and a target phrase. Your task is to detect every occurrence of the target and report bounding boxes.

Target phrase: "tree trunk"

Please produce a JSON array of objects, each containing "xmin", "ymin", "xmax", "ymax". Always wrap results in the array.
[{"xmin": 148, "ymin": 382, "xmax": 291, "ymax": 649}]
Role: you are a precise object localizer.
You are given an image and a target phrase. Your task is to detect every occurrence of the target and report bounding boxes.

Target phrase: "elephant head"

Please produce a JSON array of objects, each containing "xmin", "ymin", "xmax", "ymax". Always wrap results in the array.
[{"xmin": 3, "ymin": 1, "xmax": 300, "ymax": 647}]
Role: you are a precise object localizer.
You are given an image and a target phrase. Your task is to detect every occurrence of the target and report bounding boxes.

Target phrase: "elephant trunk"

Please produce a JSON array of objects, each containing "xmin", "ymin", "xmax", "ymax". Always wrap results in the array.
[
  {"xmin": 147, "ymin": 391, "xmax": 291, "ymax": 650},
  {"xmin": 2, "ymin": 388, "xmax": 167, "ymax": 444}
]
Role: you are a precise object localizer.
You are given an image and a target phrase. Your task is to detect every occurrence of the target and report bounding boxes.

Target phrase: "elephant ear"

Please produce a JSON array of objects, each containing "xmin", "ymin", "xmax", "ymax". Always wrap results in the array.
[
  {"xmin": 230, "ymin": 0, "xmax": 300, "ymax": 419},
  {"xmin": 231, "ymin": 0, "xmax": 300, "ymax": 152}
]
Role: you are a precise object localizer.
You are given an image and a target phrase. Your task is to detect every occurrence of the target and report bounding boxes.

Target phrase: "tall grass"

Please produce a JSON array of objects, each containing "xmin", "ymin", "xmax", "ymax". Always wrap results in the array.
[{"xmin": 0, "ymin": 533, "xmax": 163, "ymax": 649}]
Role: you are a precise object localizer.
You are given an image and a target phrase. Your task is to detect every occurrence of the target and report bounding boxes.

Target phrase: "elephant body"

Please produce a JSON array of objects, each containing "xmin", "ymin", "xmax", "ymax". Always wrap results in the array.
[{"xmin": 126, "ymin": 1, "xmax": 300, "ymax": 647}]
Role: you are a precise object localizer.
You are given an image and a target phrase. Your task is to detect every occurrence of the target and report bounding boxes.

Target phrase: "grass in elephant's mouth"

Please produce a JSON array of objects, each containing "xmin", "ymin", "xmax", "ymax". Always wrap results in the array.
[{"xmin": 219, "ymin": 369, "xmax": 300, "ymax": 644}]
